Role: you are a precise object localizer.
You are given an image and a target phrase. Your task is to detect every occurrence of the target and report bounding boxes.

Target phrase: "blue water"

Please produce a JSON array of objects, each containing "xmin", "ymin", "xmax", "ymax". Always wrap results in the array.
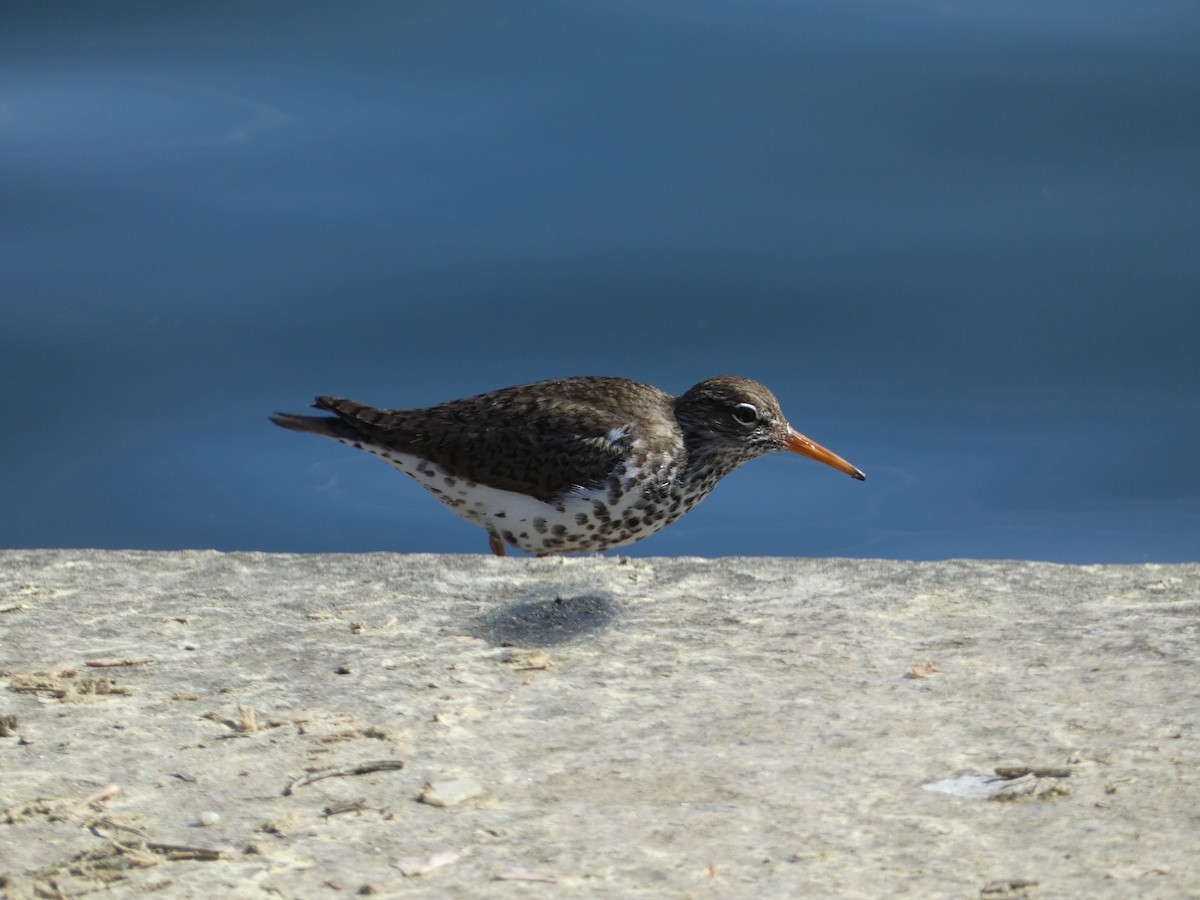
[{"xmin": 4, "ymin": 2, "xmax": 1198, "ymax": 561}]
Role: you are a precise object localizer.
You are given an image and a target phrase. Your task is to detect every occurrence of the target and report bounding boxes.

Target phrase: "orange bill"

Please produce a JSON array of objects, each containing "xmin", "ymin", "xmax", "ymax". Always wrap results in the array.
[{"xmin": 783, "ymin": 427, "xmax": 866, "ymax": 480}]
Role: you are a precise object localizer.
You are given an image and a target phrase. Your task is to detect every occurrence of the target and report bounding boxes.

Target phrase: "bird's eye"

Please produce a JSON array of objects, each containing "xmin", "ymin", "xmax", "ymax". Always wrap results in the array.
[{"xmin": 731, "ymin": 402, "xmax": 760, "ymax": 426}]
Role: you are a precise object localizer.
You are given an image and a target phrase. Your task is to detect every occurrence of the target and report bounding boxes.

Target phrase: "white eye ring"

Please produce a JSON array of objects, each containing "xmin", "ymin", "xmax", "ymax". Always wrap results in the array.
[{"xmin": 731, "ymin": 403, "xmax": 759, "ymax": 426}]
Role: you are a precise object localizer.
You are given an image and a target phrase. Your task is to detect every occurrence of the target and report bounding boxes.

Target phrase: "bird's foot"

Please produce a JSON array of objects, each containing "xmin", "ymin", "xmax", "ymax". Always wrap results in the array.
[{"xmin": 488, "ymin": 532, "xmax": 507, "ymax": 556}]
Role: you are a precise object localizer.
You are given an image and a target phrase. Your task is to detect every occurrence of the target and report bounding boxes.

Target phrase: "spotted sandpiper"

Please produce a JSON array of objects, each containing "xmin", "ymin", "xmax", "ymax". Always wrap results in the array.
[{"xmin": 271, "ymin": 375, "xmax": 865, "ymax": 556}]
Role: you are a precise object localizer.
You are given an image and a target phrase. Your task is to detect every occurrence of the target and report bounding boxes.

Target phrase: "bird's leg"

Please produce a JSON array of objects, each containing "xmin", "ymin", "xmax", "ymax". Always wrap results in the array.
[{"xmin": 487, "ymin": 531, "xmax": 506, "ymax": 556}]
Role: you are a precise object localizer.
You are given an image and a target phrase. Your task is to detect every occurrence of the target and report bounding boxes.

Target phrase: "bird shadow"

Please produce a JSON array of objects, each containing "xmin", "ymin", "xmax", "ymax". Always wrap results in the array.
[{"xmin": 470, "ymin": 583, "xmax": 619, "ymax": 646}]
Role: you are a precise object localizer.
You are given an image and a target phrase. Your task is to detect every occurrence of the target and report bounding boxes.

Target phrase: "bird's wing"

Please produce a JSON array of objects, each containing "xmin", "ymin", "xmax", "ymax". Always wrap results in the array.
[{"xmin": 314, "ymin": 396, "xmax": 633, "ymax": 503}]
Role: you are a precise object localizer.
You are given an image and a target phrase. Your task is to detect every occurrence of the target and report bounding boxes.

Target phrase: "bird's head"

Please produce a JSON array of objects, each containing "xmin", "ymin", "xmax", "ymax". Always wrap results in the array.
[{"xmin": 675, "ymin": 376, "xmax": 865, "ymax": 480}]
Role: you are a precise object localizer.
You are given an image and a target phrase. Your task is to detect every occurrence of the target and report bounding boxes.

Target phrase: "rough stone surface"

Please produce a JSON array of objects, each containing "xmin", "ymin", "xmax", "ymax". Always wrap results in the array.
[{"xmin": 0, "ymin": 550, "xmax": 1197, "ymax": 898}]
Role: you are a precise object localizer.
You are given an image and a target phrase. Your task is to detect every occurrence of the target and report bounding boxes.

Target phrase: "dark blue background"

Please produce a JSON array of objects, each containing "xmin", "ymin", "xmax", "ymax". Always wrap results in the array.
[{"xmin": 4, "ymin": 2, "xmax": 1198, "ymax": 561}]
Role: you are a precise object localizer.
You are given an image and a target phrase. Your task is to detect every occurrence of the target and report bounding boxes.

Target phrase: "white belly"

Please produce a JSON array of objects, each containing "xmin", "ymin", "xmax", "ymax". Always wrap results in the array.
[{"xmin": 341, "ymin": 441, "xmax": 689, "ymax": 555}]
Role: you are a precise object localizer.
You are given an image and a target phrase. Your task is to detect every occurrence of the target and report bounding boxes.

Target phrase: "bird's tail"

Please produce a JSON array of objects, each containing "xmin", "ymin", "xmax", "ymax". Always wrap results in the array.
[
  {"xmin": 270, "ymin": 397, "xmax": 365, "ymax": 441},
  {"xmin": 271, "ymin": 396, "xmax": 405, "ymax": 443}
]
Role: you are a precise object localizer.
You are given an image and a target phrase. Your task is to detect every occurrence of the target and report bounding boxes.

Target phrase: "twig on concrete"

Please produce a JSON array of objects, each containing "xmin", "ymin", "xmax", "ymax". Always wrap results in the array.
[
  {"xmin": 283, "ymin": 759, "xmax": 405, "ymax": 796},
  {"xmin": 84, "ymin": 657, "xmax": 156, "ymax": 668}
]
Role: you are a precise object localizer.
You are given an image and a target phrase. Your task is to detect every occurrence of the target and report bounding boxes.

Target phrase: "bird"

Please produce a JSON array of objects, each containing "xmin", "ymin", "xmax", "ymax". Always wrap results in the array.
[{"xmin": 271, "ymin": 375, "xmax": 865, "ymax": 556}]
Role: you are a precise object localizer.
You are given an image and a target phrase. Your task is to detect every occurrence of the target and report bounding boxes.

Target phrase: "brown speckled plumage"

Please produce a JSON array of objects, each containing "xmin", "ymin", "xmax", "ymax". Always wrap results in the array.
[{"xmin": 271, "ymin": 375, "xmax": 864, "ymax": 556}]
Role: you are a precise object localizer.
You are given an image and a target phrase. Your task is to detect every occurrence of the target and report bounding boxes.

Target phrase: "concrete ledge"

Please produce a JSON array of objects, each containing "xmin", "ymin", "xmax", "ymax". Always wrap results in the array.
[{"xmin": 1, "ymin": 550, "xmax": 1197, "ymax": 897}]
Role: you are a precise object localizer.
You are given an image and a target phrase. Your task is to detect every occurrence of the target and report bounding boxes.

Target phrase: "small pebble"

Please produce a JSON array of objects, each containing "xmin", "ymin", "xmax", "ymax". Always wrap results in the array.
[
  {"xmin": 420, "ymin": 778, "xmax": 484, "ymax": 808},
  {"xmin": 198, "ymin": 810, "xmax": 221, "ymax": 826}
]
